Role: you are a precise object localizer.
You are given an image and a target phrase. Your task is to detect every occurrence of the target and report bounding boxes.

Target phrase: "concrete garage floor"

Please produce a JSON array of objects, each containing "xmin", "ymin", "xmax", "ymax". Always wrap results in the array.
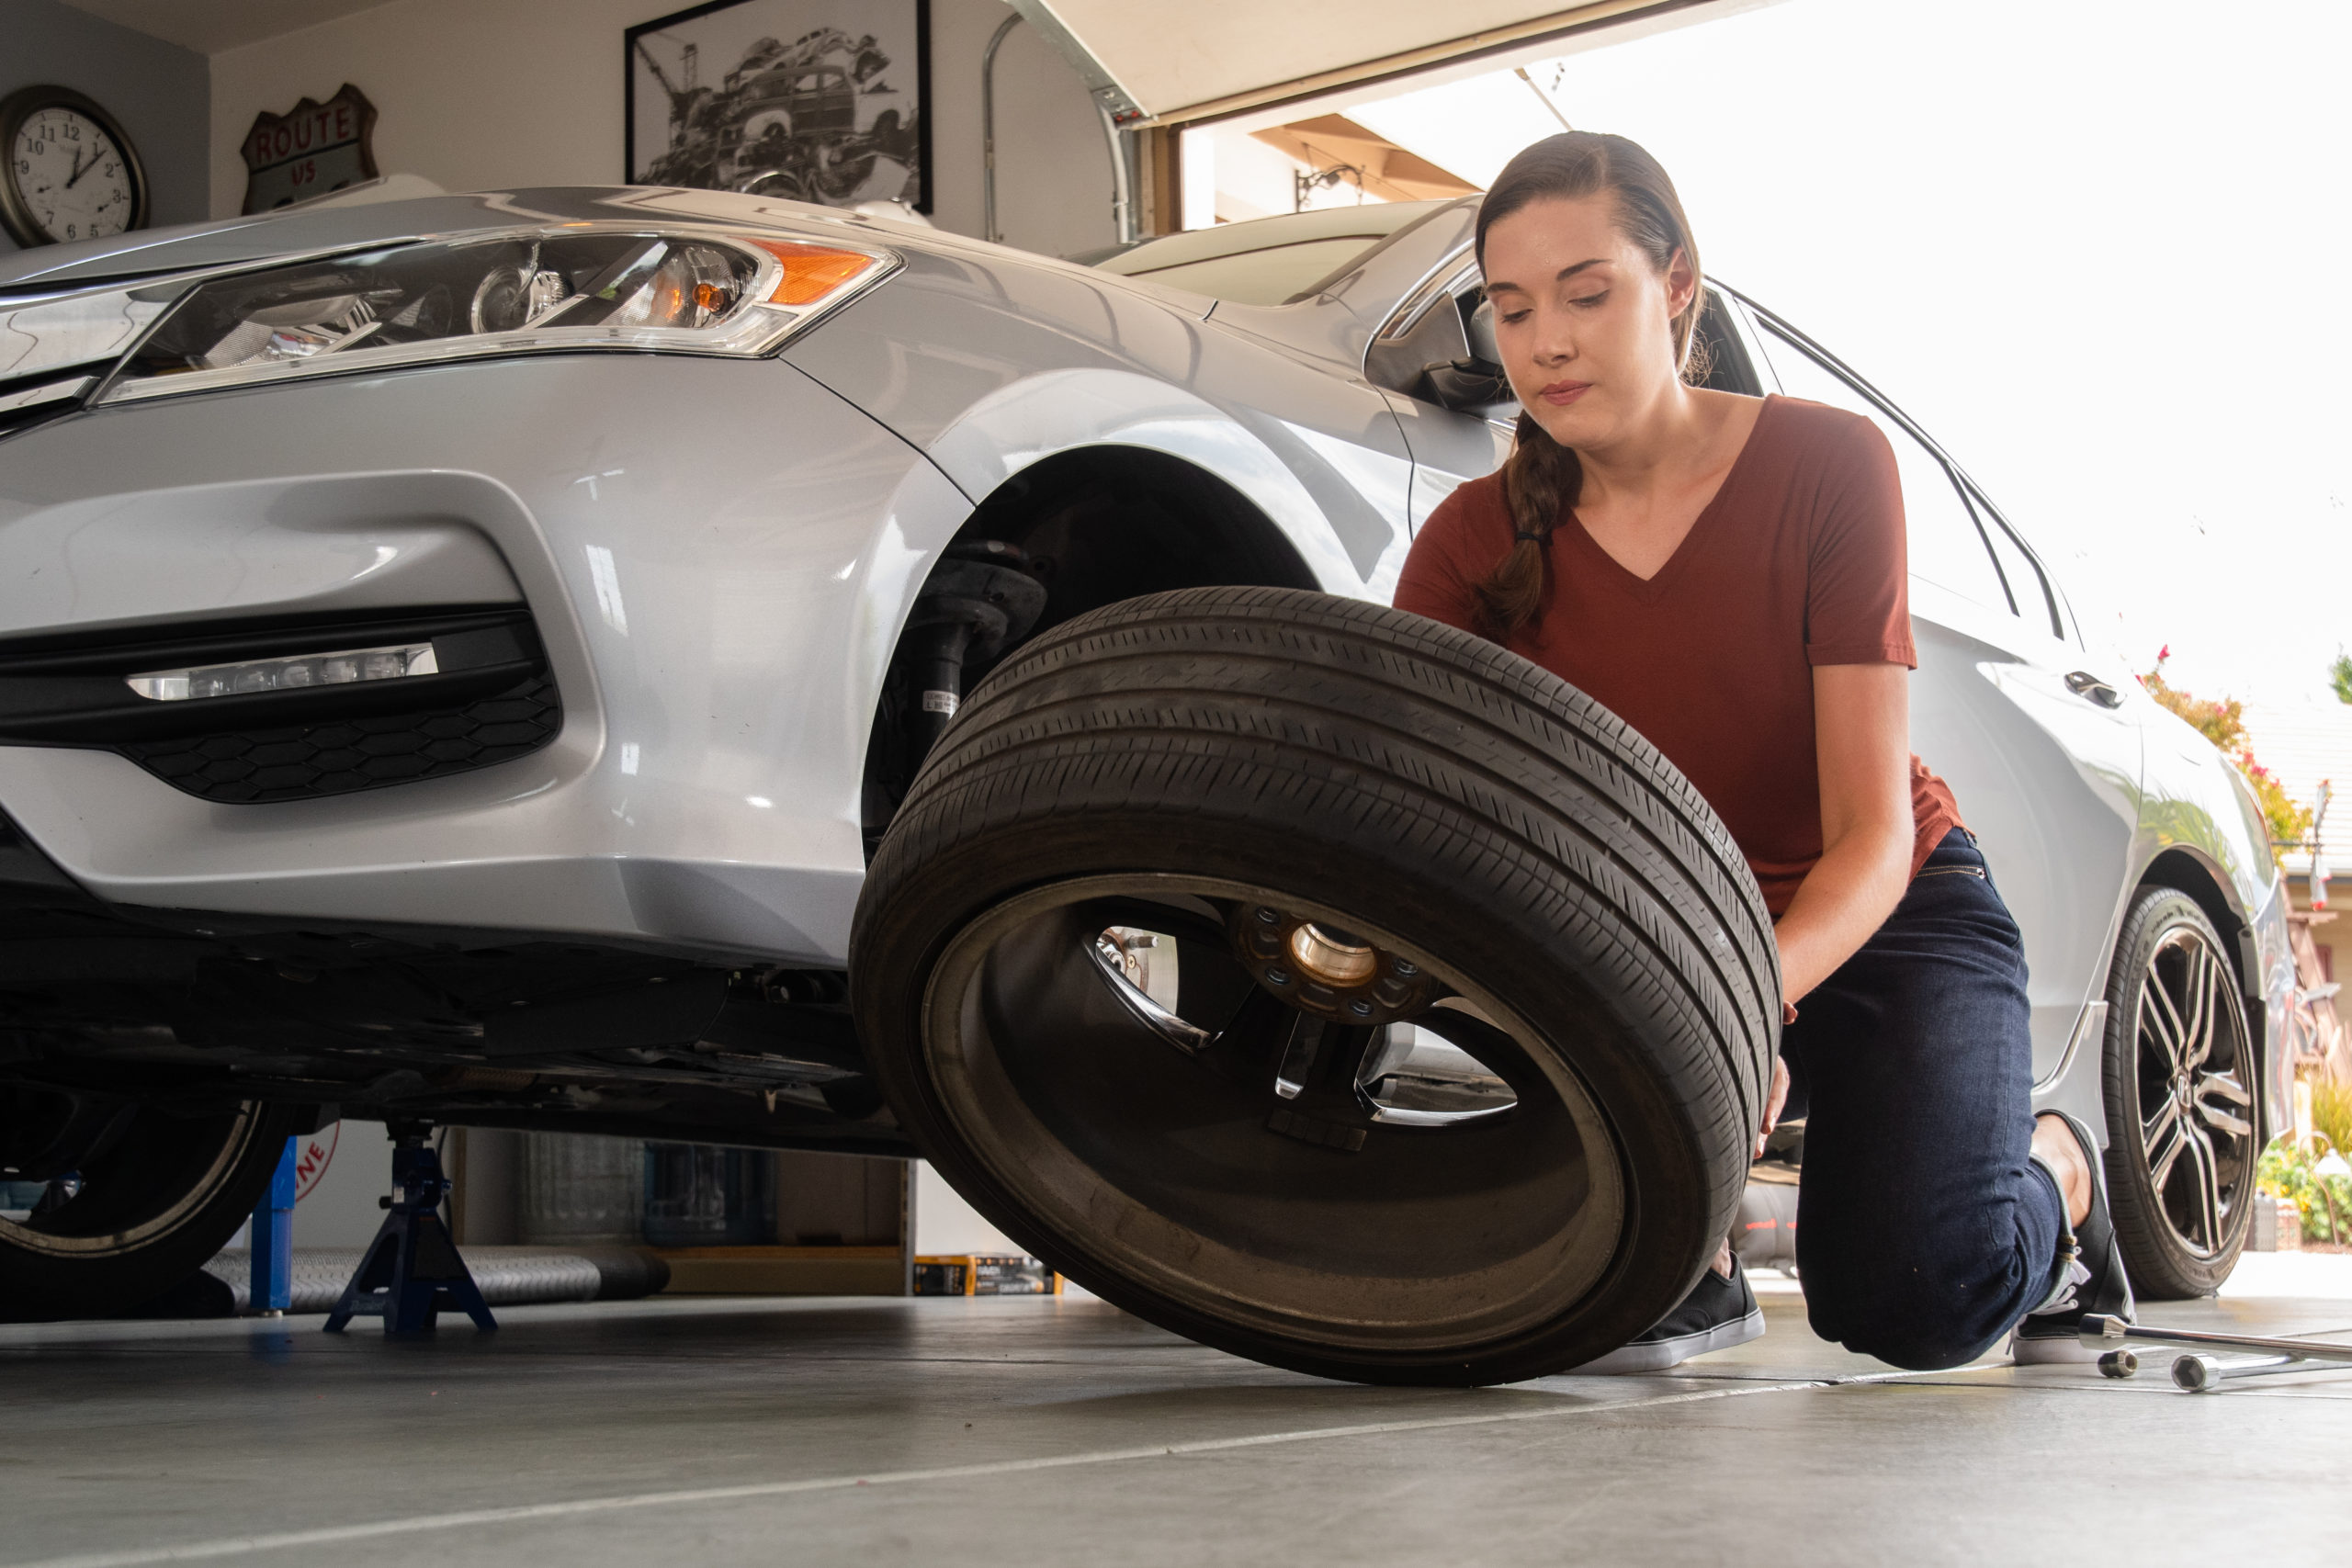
[{"xmin": 5, "ymin": 1258, "xmax": 2346, "ymax": 1567}]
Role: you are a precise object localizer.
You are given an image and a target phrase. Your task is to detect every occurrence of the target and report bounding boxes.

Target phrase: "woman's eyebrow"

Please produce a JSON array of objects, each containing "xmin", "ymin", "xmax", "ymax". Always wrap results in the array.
[{"xmin": 1485, "ymin": 258, "xmax": 1610, "ymax": 294}]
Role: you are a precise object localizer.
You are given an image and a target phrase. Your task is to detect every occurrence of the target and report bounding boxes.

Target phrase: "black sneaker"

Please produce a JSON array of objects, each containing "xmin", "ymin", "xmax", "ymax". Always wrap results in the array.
[
  {"xmin": 2012, "ymin": 1110, "xmax": 2136, "ymax": 1365},
  {"xmin": 1571, "ymin": 1254, "xmax": 1765, "ymax": 1374}
]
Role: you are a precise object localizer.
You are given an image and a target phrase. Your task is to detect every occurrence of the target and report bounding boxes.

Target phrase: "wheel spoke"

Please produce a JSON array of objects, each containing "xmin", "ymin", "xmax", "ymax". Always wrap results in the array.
[
  {"xmin": 2183, "ymin": 942, "xmax": 2218, "ymax": 1071},
  {"xmin": 1269, "ymin": 1015, "xmax": 1387, "ymax": 1131},
  {"xmin": 2183, "ymin": 1122, "xmax": 2223, "ymax": 1252},
  {"xmin": 2143, "ymin": 1098, "xmax": 2185, "ymax": 1190},
  {"xmin": 1272, "ymin": 1012, "xmax": 1320, "ymax": 1100},
  {"xmin": 1316, "ymin": 1024, "xmax": 1384, "ymax": 1096},
  {"xmin": 2140, "ymin": 964, "xmax": 2188, "ymax": 1074},
  {"xmin": 2192, "ymin": 1071, "xmax": 2253, "ymax": 1140},
  {"xmin": 1083, "ymin": 931, "xmax": 1215, "ymax": 1055},
  {"xmin": 1213, "ymin": 985, "xmax": 1295, "ymax": 1059}
]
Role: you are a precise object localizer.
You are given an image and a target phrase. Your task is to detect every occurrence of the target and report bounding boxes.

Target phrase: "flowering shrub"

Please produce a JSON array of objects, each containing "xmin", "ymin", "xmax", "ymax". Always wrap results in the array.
[
  {"xmin": 2259, "ymin": 1139, "xmax": 2352, "ymax": 1243},
  {"xmin": 2140, "ymin": 649, "xmax": 2312, "ymax": 852},
  {"xmin": 2233, "ymin": 750, "xmax": 2315, "ymax": 850},
  {"xmin": 2258, "ymin": 1083, "xmax": 2352, "ymax": 1243}
]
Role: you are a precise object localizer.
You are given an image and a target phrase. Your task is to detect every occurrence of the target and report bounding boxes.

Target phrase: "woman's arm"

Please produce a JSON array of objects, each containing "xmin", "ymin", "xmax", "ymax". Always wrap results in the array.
[{"xmin": 1776, "ymin": 661, "xmax": 1916, "ymax": 1008}]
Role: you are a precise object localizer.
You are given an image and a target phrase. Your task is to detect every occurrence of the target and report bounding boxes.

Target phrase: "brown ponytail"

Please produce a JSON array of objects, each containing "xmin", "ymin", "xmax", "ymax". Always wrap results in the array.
[
  {"xmin": 1469, "ymin": 132, "xmax": 1706, "ymax": 643},
  {"xmin": 1476, "ymin": 411, "xmax": 1582, "ymax": 637}
]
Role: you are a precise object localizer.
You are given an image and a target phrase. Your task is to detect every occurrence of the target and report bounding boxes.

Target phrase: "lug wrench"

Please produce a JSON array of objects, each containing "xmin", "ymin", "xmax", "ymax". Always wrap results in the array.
[{"xmin": 2078, "ymin": 1314, "xmax": 2352, "ymax": 1392}]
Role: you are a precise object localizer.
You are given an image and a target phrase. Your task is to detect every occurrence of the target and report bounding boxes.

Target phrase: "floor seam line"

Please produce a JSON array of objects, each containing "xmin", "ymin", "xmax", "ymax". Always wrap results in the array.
[{"xmin": 4, "ymin": 1379, "xmax": 1844, "ymax": 1568}]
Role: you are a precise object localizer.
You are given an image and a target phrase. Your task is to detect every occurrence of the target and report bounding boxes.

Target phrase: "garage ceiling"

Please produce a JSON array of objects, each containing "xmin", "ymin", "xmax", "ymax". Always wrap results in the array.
[
  {"xmin": 1012, "ymin": 0, "xmax": 1767, "ymax": 125},
  {"xmin": 59, "ymin": 0, "xmax": 391, "ymax": 54}
]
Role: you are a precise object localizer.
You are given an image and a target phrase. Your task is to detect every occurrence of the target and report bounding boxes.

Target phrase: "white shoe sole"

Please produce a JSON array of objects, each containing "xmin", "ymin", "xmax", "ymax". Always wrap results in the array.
[
  {"xmin": 2010, "ymin": 1325, "xmax": 2114, "ymax": 1366},
  {"xmin": 1570, "ymin": 1307, "xmax": 1765, "ymax": 1375}
]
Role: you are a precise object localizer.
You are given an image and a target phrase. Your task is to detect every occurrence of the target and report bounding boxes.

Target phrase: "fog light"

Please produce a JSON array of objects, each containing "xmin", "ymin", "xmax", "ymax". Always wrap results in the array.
[{"xmin": 125, "ymin": 641, "xmax": 439, "ymax": 701}]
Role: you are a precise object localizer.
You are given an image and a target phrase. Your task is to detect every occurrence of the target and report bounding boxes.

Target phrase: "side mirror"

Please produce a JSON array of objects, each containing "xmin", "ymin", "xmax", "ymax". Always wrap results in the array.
[
  {"xmin": 1420, "ymin": 297, "xmax": 1510, "ymax": 414},
  {"xmin": 1463, "ymin": 298, "xmax": 1500, "ymax": 371}
]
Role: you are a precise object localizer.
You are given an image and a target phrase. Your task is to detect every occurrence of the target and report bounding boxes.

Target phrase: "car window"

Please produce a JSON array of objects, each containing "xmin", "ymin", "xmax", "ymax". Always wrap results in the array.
[
  {"xmin": 1967, "ymin": 486, "xmax": 2065, "ymax": 639},
  {"xmin": 1093, "ymin": 204, "xmax": 1441, "ymax": 306},
  {"xmin": 1758, "ymin": 331, "xmax": 2015, "ymax": 617}
]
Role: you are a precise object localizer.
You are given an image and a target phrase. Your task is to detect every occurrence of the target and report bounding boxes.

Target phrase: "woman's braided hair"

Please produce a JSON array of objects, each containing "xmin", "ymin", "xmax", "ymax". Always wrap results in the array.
[{"xmin": 1472, "ymin": 133, "xmax": 1708, "ymax": 641}]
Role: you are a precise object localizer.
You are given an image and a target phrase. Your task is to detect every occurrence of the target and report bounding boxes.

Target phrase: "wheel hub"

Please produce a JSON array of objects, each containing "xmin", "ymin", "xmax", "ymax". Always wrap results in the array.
[{"xmin": 1227, "ymin": 903, "xmax": 1434, "ymax": 1024}]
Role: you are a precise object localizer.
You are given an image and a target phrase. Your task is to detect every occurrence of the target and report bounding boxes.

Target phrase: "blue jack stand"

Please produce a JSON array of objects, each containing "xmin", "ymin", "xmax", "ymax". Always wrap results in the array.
[
  {"xmin": 324, "ymin": 1121, "xmax": 496, "ymax": 1336},
  {"xmin": 249, "ymin": 1136, "xmax": 298, "ymax": 1315}
]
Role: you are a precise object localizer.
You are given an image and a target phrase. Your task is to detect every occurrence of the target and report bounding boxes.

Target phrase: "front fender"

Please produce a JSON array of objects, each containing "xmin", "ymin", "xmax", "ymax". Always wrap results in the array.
[
  {"xmin": 784, "ymin": 247, "xmax": 1415, "ymax": 599},
  {"xmin": 922, "ymin": 367, "xmax": 1386, "ymax": 594}
]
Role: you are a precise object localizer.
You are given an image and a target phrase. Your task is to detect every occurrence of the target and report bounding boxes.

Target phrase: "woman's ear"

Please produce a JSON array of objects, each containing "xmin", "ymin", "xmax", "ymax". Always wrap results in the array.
[{"xmin": 1662, "ymin": 246, "xmax": 1699, "ymax": 320}]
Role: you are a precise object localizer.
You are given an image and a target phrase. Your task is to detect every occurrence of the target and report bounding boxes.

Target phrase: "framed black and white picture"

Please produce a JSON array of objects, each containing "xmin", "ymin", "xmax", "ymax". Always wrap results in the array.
[{"xmin": 627, "ymin": 0, "xmax": 931, "ymax": 213}]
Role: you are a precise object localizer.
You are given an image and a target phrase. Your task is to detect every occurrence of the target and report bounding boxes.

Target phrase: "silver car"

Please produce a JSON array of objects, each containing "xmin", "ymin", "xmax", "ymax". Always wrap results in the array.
[{"xmin": 0, "ymin": 187, "xmax": 2289, "ymax": 1353}]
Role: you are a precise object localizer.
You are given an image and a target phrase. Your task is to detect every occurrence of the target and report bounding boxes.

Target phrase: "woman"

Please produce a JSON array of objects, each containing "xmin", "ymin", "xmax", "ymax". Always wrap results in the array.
[{"xmin": 1394, "ymin": 132, "xmax": 2132, "ymax": 1372}]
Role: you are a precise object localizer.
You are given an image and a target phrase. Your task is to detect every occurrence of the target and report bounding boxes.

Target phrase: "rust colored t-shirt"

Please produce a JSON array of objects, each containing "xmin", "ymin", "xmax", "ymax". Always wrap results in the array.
[{"xmin": 1394, "ymin": 394, "xmax": 1963, "ymax": 917}]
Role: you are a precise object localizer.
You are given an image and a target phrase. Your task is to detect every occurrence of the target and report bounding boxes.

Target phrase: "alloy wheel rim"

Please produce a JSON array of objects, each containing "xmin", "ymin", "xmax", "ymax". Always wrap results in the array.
[
  {"xmin": 920, "ymin": 873, "xmax": 1629, "ymax": 1353},
  {"xmin": 2132, "ymin": 922, "xmax": 2255, "ymax": 1259},
  {"xmin": 0, "ymin": 1100, "xmax": 265, "ymax": 1257}
]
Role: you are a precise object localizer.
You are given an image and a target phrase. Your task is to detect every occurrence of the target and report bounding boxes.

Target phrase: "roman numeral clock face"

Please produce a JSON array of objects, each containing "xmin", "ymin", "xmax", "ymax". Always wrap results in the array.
[{"xmin": 0, "ymin": 89, "xmax": 146, "ymax": 248}]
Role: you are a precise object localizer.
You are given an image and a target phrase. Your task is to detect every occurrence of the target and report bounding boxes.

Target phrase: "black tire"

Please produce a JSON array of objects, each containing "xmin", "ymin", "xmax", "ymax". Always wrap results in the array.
[
  {"xmin": 0, "ymin": 1095, "xmax": 311, "ymax": 1318},
  {"xmin": 852, "ymin": 587, "xmax": 1779, "ymax": 1385},
  {"xmin": 2099, "ymin": 887, "xmax": 2259, "ymax": 1298}
]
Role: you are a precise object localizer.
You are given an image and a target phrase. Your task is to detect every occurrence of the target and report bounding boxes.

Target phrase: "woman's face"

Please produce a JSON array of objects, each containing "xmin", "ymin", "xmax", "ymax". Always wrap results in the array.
[{"xmin": 1480, "ymin": 194, "xmax": 1694, "ymax": 450}]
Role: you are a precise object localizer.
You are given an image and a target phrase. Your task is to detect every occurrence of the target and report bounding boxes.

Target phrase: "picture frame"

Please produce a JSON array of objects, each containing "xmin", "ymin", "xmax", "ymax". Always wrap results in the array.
[{"xmin": 626, "ymin": 0, "xmax": 932, "ymax": 214}]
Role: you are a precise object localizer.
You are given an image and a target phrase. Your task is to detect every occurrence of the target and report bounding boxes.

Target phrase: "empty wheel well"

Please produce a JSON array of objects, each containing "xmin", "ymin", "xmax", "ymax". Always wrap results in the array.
[{"xmin": 862, "ymin": 446, "xmax": 1322, "ymax": 852}]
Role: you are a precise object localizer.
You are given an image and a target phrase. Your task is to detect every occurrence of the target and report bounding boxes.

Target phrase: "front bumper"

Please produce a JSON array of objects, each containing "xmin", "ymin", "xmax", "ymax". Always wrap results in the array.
[{"xmin": 0, "ymin": 352, "xmax": 967, "ymax": 964}]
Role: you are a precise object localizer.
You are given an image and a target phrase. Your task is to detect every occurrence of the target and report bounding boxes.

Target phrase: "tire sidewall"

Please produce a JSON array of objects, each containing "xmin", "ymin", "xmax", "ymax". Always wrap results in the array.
[
  {"xmin": 2099, "ymin": 887, "xmax": 2256, "ymax": 1298},
  {"xmin": 0, "ymin": 1100, "xmax": 309, "ymax": 1317},
  {"xmin": 858, "ymin": 805, "xmax": 1736, "ymax": 1384}
]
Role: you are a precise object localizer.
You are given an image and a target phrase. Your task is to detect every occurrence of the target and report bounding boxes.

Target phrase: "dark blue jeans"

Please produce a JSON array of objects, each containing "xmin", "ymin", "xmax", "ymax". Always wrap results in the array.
[{"xmin": 1778, "ymin": 828, "xmax": 2066, "ymax": 1370}]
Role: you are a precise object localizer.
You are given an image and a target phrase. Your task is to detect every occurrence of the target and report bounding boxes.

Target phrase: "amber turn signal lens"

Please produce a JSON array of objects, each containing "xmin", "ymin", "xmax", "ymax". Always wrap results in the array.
[{"xmin": 752, "ymin": 241, "xmax": 875, "ymax": 306}]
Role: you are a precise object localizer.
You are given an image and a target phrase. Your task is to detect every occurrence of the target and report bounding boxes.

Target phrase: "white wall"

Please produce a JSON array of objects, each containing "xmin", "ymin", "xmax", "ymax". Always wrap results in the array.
[
  {"xmin": 912, "ymin": 1159, "xmax": 1019, "ymax": 1255},
  {"xmin": 205, "ymin": 0, "xmax": 1114, "ymax": 256},
  {"xmin": 288, "ymin": 1121, "xmax": 394, "ymax": 1247}
]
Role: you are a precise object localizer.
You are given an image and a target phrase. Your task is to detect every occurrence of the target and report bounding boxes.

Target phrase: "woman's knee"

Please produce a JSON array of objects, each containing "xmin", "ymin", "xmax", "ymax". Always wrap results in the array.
[
  {"xmin": 1798, "ymin": 1240, "xmax": 2032, "ymax": 1370},
  {"xmin": 1808, "ymin": 1302, "xmax": 2007, "ymax": 1371}
]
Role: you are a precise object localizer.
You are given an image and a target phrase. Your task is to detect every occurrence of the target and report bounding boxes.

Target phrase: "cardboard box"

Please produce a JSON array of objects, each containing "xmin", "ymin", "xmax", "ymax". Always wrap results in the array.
[{"xmin": 914, "ymin": 1254, "xmax": 1063, "ymax": 1296}]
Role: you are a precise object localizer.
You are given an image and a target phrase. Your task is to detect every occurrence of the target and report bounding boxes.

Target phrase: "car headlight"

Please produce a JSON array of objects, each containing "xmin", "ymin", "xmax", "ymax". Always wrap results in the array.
[{"xmin": 94, "ymin": 226, "xmax": 893, "ymax": 405}]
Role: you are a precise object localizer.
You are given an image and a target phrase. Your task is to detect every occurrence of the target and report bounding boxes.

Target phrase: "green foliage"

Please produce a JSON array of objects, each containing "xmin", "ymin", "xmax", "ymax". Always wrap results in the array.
[
  {"xmin": 2258, "ymin": 1138, "xmax": 2352, "ymax": 1244},
  {"xmin": 2333, "ymin": 650, "xmax": 2352, "ymax": 705},
  {"xmin": 2315, "ymin": 1078, "xmax": 2352, "ymax": 1162},
  {"xmin": 2141, "ymin": 649, "xmax": 2312, "ymax": 852}
]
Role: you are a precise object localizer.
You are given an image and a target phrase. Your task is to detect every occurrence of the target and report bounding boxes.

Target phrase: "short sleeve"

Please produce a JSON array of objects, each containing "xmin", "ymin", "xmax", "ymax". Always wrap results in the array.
[
  {"xmin": 1803, "ymin": 413, "xmax": 1917, "ymax": 669},
  {"xmin": 1393, "ymin": 481, "xmax": 1492, "ymax": 635}
]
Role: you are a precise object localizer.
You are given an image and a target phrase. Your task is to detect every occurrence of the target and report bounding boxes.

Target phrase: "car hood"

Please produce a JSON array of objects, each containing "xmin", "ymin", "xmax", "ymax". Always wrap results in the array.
[{"xmin": 0, "ymin": 186, "xmax": 947, "ymax": 293}]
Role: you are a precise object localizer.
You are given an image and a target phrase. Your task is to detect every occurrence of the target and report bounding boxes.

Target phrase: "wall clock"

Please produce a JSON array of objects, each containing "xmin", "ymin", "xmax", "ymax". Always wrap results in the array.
[{"xmin": 0, "ymin": 85, "xmax": 149, "ymax": 248}]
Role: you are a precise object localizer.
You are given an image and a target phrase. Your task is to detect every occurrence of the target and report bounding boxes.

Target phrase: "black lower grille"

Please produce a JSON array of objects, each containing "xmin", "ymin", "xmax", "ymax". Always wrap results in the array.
[{"xmin": 119, "ymin": 673, "xmax": 561, "ymax": 804}]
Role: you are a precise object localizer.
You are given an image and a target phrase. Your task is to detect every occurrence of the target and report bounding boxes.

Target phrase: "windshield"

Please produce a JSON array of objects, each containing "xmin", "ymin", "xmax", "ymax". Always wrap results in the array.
[{"xmin": 1091, "ymin": 202, "xmax": 1448, "ymax": 306}]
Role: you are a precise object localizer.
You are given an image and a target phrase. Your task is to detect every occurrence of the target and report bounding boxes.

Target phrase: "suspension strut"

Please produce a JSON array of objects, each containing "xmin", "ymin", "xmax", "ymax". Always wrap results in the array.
[{"xmin": 899, "ymin": 538, "xmax": 1046, "ymax": 761}]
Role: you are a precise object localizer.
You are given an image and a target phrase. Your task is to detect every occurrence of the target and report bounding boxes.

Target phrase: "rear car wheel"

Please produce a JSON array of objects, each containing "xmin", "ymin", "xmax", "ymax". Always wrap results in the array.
[
  {"xmin": 853, "ymin": 587, "xmax": 1779, "ymax": 1385},
  {"xmin": 0, "ymin": 1089, "xmax": 311, "ymax": 1317},
  {"xmin": 2100, "ymin": 887, "xmax": 2259, "ymax": 1298}
]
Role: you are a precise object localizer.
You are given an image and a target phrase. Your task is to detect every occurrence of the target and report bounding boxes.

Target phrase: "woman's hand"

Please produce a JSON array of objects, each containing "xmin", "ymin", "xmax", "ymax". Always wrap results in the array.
[
  {"xmin": 1756, "ymin": 1056, "xmax": 1791, "ymax": 1160},
  {"xmin": 1774, "ymin": 661, "xmax": 1917, "ymax": 1007}
]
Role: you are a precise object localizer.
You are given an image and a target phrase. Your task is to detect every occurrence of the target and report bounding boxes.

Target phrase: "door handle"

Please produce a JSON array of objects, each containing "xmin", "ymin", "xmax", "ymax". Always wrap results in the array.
[{"xmin": 2065, "ymin": 671, "xmax": 2123, "ymax": 708}]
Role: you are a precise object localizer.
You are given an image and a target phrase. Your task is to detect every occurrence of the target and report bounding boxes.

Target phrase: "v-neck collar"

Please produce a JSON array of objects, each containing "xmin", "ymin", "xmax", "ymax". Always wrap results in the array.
[{"xmin": 1555, "ymin": 394, "xmax": 1780, "ymax": 602}]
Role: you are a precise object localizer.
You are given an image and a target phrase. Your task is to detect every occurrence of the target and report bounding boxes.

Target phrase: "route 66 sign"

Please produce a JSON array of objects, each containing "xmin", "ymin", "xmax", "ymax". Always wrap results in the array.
[{"xmin": 241, "ymin": 83, "xmax": 379, "ymax": 214}]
